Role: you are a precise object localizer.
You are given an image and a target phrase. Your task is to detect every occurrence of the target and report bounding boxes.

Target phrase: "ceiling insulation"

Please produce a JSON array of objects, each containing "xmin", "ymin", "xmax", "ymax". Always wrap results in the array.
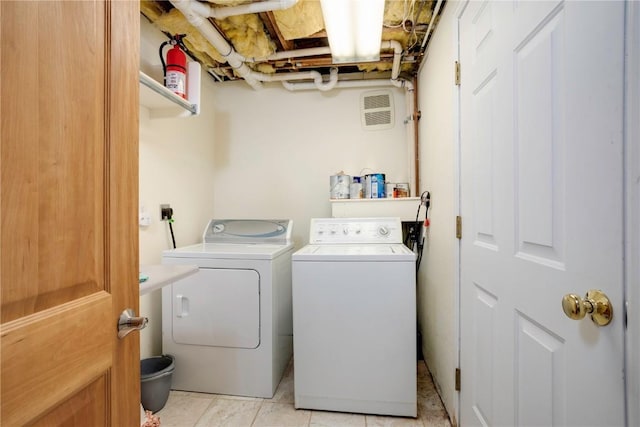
[
  {"xmin": 144, "ymin": 5, "xmax": 226, "ymax": 68},
  {"xmin": 141, "ymin": 0, "xmax": 443, "ymax": 82},
  {"xmin": 216, "ymin": 14, "xmax": 275, "ymax": 59},
  {"xmin": 272, "ymin": 0, "xmax": 325, "ymax": 40}
]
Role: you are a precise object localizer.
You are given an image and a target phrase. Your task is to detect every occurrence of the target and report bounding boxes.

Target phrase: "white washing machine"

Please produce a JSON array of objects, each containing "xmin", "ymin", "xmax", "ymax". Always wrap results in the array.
[
  {"xmin": 292, "ymin": 217, "xmax": 417, "ymax": 417},
  {"xmin": 161, "ymin": 219, "xmax": 294, "ymax": 398}
]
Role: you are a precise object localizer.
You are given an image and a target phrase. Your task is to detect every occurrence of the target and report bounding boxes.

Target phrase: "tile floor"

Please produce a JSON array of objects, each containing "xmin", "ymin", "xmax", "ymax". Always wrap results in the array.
[{"xmin": 154, "ymin": 359, "xmax": 452, "ymax": 427}]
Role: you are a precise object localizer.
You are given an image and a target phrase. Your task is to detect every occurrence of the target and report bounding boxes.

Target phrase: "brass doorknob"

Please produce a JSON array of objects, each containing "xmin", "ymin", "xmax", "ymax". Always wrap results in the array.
[{"xmin": 562, "ymin": 289, "xmax": 613, "ymax": 326}]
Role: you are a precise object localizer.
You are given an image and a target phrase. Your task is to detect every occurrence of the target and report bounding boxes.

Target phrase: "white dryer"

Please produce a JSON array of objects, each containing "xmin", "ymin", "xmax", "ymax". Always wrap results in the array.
[
  {"xmin": 161, "ymin": 219, "xmax": 294, "ymax": 398},
  {"xmin": 292, "ymin": 217, "xmax": 417, "ymax": 417}
]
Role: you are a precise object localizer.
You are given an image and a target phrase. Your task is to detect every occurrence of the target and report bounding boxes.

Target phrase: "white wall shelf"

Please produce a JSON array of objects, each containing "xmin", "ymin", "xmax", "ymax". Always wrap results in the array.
[
  {"xmin": 139, "ymin": 64, "xmax": 200, "ymax": 118},
  {"xmin": 330, "ymin": 197, "xmax": 421, "ymax": 222},
  {"xmin": 139, "ymin": 264, "xmax": 198, "ymax": 296}
]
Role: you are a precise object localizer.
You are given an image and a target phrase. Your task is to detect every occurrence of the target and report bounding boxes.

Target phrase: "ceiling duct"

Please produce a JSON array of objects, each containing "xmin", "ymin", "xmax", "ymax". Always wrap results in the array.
[{"xmin": 360, "ymin": 90, "xmax": 394, "ymax": 130}]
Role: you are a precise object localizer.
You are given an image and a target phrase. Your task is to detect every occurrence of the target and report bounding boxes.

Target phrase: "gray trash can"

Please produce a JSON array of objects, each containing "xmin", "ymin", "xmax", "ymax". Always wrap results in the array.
[{"xmin": 140, "ymin": 354, "xmax": 175, "ymax": 413}]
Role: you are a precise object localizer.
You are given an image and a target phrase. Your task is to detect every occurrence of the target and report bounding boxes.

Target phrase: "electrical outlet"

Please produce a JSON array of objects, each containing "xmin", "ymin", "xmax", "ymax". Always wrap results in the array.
[
  {"xmin": 139, "ymin": 206, "xmax": 151, "ymax": 227},
  {"xmin": 160, "ymin": 204, "xmax": 172, "ymax": 220}
]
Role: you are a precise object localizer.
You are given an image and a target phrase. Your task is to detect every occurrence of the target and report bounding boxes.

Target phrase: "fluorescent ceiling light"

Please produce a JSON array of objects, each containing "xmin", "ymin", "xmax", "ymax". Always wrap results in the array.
[{"xmin": 320, "ymin": 0, "xmax": 385, "ymax": 64}]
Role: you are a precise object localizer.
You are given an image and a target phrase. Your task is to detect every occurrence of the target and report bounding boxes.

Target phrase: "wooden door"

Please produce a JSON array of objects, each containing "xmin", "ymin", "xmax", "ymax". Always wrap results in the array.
[
  {"xmin": 1, "ymin": 1, "xmax": 140, "ymax": 425},
  {"xmin": 458, "ymin": 1, "xmax": 626, "ymax": 425}
]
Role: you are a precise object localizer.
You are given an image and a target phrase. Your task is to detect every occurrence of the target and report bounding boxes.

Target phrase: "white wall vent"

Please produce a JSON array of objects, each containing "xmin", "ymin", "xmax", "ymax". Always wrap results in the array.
[{"xmin": 360, "ymin": 90, "xmax": 394, "ymax": 131}]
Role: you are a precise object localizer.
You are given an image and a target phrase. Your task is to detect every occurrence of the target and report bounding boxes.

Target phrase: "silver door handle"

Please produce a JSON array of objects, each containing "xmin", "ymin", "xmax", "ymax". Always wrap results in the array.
[{"xmin": 118, "ymin": 308, "xmax": 148, "ymax": 339}]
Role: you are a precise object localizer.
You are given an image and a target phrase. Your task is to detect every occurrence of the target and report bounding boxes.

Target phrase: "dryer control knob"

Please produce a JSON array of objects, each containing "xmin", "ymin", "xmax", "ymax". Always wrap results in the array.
[{"xmin": 378, "ymin": 226, "xmax": 389, "ymax": 236}]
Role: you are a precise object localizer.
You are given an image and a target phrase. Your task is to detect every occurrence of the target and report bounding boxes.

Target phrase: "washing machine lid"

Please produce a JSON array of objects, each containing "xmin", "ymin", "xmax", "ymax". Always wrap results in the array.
[
  {"xmin": 292, "ymin": 243, "xmax": 416, "ymax": 262},
  {"xmin": 202, "ymin": 219, "xmax": 293, "ymax": 244},
  {"xmin": 163, "ymin": 242, "xmax": 294, "ymax": 260}
]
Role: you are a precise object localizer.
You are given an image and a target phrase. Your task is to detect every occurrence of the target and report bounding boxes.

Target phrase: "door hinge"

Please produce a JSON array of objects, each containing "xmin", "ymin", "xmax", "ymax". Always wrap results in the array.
[
  {"xmin": 455, "ymin": 61, "xmax": 461, "ymax": 86},
  {"xmin": 456, "ymin": 216, "xmax": 462, "ymax": 239},
  {"xmin": 455, "ymin": 368, "xmax": 461, "ymax": 391}
]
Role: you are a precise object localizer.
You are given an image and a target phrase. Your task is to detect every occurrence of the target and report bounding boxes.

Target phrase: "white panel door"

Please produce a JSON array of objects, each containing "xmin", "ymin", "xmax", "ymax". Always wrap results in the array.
[{"xmin": 459, "ymin": 1, "xmax": 625, "ymax": 425}]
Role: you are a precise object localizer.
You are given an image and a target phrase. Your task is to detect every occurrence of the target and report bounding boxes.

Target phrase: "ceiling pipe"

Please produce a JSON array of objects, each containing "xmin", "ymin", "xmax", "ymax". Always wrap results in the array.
[
  {"xmin": 170, "ymin": 0, "xmax": 264, "ymax": 89},
  {"xmin": 170, "ymin": 0, "xmax": 341, "ymax": 91},
  {"xmin": 385, "ymin": 40, "xmax": 403, "ymax": 80},
  {"xmin": 281, "ymin": 40, "xmax": 404, "ymax": 91},
  {"xmin": 420, "ymin": 0, "xmax": 444, "ymax": 50},
  {"xmin": 244, "ymin": 47, "xmax": 332, "ymax": 63},
  {"xmin": 284, "ymin": 78, "xmax": 390, "ymax": 91},
  {"xmin": 260, "ymin": 68, "xmax": 339, "ymax": 91},
  {"xmin": 190, "ymin": 0, "xmax": 298, "ymax": 20},
  {"xmin": 246, "ymin": 41, "xmax": 401, "ymax": 77}
]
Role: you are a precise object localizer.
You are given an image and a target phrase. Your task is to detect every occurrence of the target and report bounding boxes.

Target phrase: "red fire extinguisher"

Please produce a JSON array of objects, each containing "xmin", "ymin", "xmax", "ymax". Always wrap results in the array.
[{"xmin": 160, "ymin": 35, "xmax": 187, "ymax": 99}]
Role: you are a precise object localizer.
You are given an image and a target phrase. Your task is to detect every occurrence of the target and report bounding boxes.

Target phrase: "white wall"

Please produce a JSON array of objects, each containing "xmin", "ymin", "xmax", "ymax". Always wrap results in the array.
[
  {"xmin": 209, "ymin": 81, "xmax": 410, "ymax": 248},
  {"xmin": 138, "ymin": 17, "xmax": 411, "ymax": 357},
  {"xmin": 138, "ymin": 96, "xmax": 218, "ymax": 358},
  {"xmin": 416, "ymin": 1, "xmax": 459, "ymax": 421},
  {"xmin": 138, "ymin": 18, "xmax": 218, "ymax": 358}
]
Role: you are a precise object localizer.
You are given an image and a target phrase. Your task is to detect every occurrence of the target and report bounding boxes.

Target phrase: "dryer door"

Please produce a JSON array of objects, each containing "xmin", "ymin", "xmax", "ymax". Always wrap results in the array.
[{"xmin": 170, "ymin": 268, "xmax": 260, "ymax": 349}]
